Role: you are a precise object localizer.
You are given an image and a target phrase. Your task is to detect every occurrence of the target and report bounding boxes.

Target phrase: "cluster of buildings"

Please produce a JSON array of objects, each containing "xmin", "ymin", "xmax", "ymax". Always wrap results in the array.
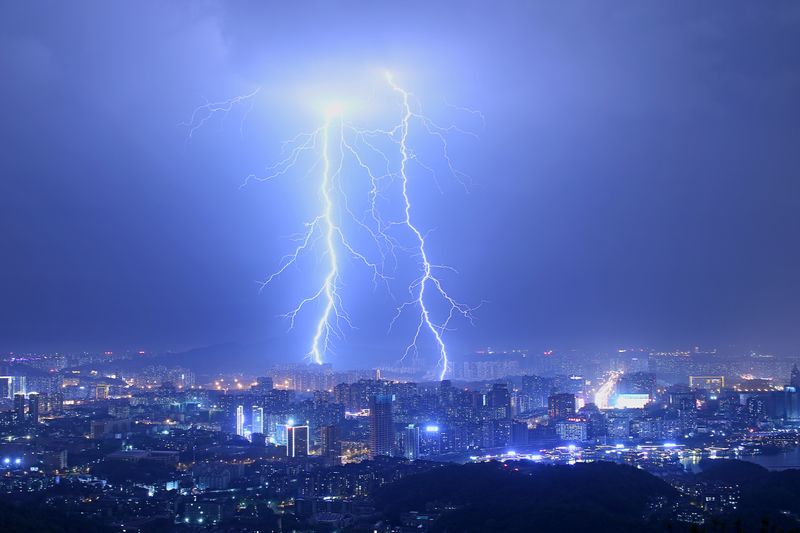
[{"xmin": 0, "ymin": 348, "xmax": 798, "ymax": 529}]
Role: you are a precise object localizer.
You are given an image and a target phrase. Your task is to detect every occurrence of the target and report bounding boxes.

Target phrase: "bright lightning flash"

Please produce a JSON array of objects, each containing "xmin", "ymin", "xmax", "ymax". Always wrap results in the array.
[
  {"xmin": 310, "ymin": 111, "xmax": 340, "ymax": 365},
  {"xmin": 385, "ymin": 73, "xmax": 478, "ymax": 380},
  {"xmin": 250, "ymin": 106, "xmax": 386, "ymax": 365},
  {"xmin": 183, "ymin": 74, "xmax": 479, "ymax": 379}
]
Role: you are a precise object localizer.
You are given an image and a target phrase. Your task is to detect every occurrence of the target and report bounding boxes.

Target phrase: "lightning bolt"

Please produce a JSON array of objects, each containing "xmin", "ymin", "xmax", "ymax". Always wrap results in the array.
[
  {"xmin": 385, "ymin": 74, "xmax": 478, "ymax": 380},
  {"xmin": 182, "ymin": 74, "xmax": 479, "ymax": 379},
  {"xmin": 180, "ymin": 88, "xmax": 261, "ymax": 144},
  {"xmin": 309, "ymin": 114, "xmax": 339, "ymax": 365},
  {"xmin": 253, "ymin": 111, "xmax": 387, "ymax": 365}
]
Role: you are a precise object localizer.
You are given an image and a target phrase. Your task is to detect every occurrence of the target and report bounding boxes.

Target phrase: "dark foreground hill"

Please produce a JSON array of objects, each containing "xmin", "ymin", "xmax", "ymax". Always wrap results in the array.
[
  {"xmin": 0, "ymin": 501, "xmax": 111, "ymax": 533},
  {"xmin": 698, "ymin": 459, "xmax": 800, "ymax": 531},
  {"xmin": 373, "ymin": 461, "xmax": 677, "ymax": 533}
]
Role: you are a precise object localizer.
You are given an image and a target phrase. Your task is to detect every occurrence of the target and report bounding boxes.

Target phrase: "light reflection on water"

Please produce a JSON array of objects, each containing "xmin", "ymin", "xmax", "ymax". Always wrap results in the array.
[{"xmin": 680, "ymin": 448, "xmax": 800, "ymax": 473}]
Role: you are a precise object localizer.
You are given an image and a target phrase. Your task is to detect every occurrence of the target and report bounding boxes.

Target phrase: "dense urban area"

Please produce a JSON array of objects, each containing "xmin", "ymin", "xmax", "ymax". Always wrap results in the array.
[{"xmin": 2, "ymin": 347, "xmax": 800, "ymax": 531}]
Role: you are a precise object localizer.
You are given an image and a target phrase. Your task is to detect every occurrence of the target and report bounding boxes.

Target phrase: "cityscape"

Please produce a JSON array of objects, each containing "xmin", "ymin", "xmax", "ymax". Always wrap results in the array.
[
  {"xmin": 2, "ymin": 347, "xmax": 800, "ymax": 531},
  {"xmin": 3, "ymin": 2, "xmax": 800, "ymax": 533}
]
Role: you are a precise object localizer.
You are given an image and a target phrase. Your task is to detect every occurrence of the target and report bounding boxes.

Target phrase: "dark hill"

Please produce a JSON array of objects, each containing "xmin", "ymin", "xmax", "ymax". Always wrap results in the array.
[
  {"xmin": 697, "ymin": 459, "xmax": 800, "ymax": 531},
  {"xmin": 697, "ymin": 458, "xmax": 768, "ymax": 484},
  {"xmin": 0, "ymin": 501, "xmax": 110, "ymax": 533},
  {"xmin": 374, "ymin": 460, "xmax": 677, "ymax": 533}
]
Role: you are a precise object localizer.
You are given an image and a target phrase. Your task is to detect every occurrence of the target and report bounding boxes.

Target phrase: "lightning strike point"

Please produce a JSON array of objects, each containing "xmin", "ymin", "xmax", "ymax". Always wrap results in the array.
[{"xmin": 324, "ymin": 102, "xmax": 345, "ymax": 119}]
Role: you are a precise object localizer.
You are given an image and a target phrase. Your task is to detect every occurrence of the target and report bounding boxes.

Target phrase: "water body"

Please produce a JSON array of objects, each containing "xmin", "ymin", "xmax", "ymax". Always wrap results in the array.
[
  {"xmin": 741, "ymin": 448, "xmax": 800, "ymax": 471},
  {"xmin": 680, "ymin": 448, "xmax": 800, "ymax": 473}
]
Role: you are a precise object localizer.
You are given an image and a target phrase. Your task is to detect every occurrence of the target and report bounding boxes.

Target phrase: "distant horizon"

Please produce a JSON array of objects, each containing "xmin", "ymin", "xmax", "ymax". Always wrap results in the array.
[{"xmin": 5, "ymin": 338, "xmax": 800, "ymax": 361}]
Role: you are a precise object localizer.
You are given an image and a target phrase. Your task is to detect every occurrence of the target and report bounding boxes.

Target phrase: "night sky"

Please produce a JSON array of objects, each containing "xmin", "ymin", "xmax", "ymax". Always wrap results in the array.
[{"xmin": 2, "ymin": 2, "xmax": 799, "ymax": 364}]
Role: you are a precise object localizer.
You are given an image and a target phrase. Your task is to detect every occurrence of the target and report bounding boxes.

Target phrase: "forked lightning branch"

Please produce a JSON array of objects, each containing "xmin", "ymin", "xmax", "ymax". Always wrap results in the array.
[{"xmin": 183, "ymin": 73, "xmax": 480, "ymax": 380}]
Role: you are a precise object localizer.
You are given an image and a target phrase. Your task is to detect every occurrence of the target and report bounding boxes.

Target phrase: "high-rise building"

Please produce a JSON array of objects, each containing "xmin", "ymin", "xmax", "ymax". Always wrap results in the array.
[
  {"xmin": 251, "ymin": 406, "xmax": 264, "ymax": 435},
  {"xmin": 487, "ymin": 383, "xmax": 511, "ymax": 419},
  {"xmin": 274, "ymin": 423, "xmax": 289, "ymax": 445},
  {"xmin": 400, "ymin": 425, "xmax": 420, "ymax": 460},
  {"xmin": 521, "ymin": 375, "xmax": 555, "ymax": 409},
  {"xmin": 511, "ymin": 420, "xmax": 529, "ymax": 446},
  {"xmin": 369, "ymin": 396, "xmax": 395, "ymax": 459},
  {"xmin": 28, "ymin": 393, "xmax": 40, "ymax": 424},
  {"xmin": 252, "ymin": 377, "xmax": 273, "ymax": 392},
  {"xmin": 235, "ymin": 405, "xmax": 245, "ymax": 437},
  {"xmin": 0, "ymin": 377, "xmax": 12, "ymax": 400},
  {"xmin": 287, "ymin": 425, "xmax": 309, "ymax": 458},
  {"xmin": 1, "ymin": 376, "xmax": 26, "ymax": 400},
  {"xmin": 548, "ymin": 393, "xmax": 576, "ymax": 420},
  {"xmin": 555, "ymin": 418, "xmax": 588, "ymax": 442},
  {"xmin": 439, "ymin": 380, "xmax": 454, "ymax": 406},
  {"xmin": 420, "ymin": 424, "xmax": 442, "ymax": 456},
  {"xmin": 668, "ymin": 386, "xmax": 697, "ymax": 436},
  {"xmin": 747, "ymin": 395, "xmax": 768, "ymax": 422},
  {"xmin": 791, "ymin": 364, "xmax": 800, "ymax": 389},
  {"xmin": 320, "ymin": 425, "xmax": 341, "ymax": 465},
  {"xmin": 784, "ymin": 386, "xmax": 800, "ymax": 422},
  {"xmin": 14, "ymin": 392, "xmax": 26, "ymax": 423}
]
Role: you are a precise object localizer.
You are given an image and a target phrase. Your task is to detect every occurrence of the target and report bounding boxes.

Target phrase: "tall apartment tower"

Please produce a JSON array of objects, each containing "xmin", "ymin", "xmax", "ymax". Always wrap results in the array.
[
  {"xmin": 28, "ymin": 393, "xmax": 40, "ymax": 424},
  {"xmin": 251, "ymin": 406, "xmax": 264, "ymax": 435},
  {"xmin": 14, "ymin": 393, "xmax": 26, "ymax": 423},
  {"xmin": 287, "ymin": 425, "xmax": 309, "ymax": 458},
  {"xmin": 400, "ymin": 425, "xmax": 420, "ymax": 460},
  {"xmin": 235, "ymin": 405, "xmax": 245, "ymax": 437},
  {"xmin": 320, "ymin": 425, "xmax": 341, "ymax": 465},
  {"xmin": 369, "ymin": 396, "xmax": 395, "ymax": 459},
  {"xmin": 487, "ymin": 383, "xmax": 512, "ymax": 419},
  {"xmin": 548, "ymin": 392, "xmax": 576, "ymax": 421}
]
